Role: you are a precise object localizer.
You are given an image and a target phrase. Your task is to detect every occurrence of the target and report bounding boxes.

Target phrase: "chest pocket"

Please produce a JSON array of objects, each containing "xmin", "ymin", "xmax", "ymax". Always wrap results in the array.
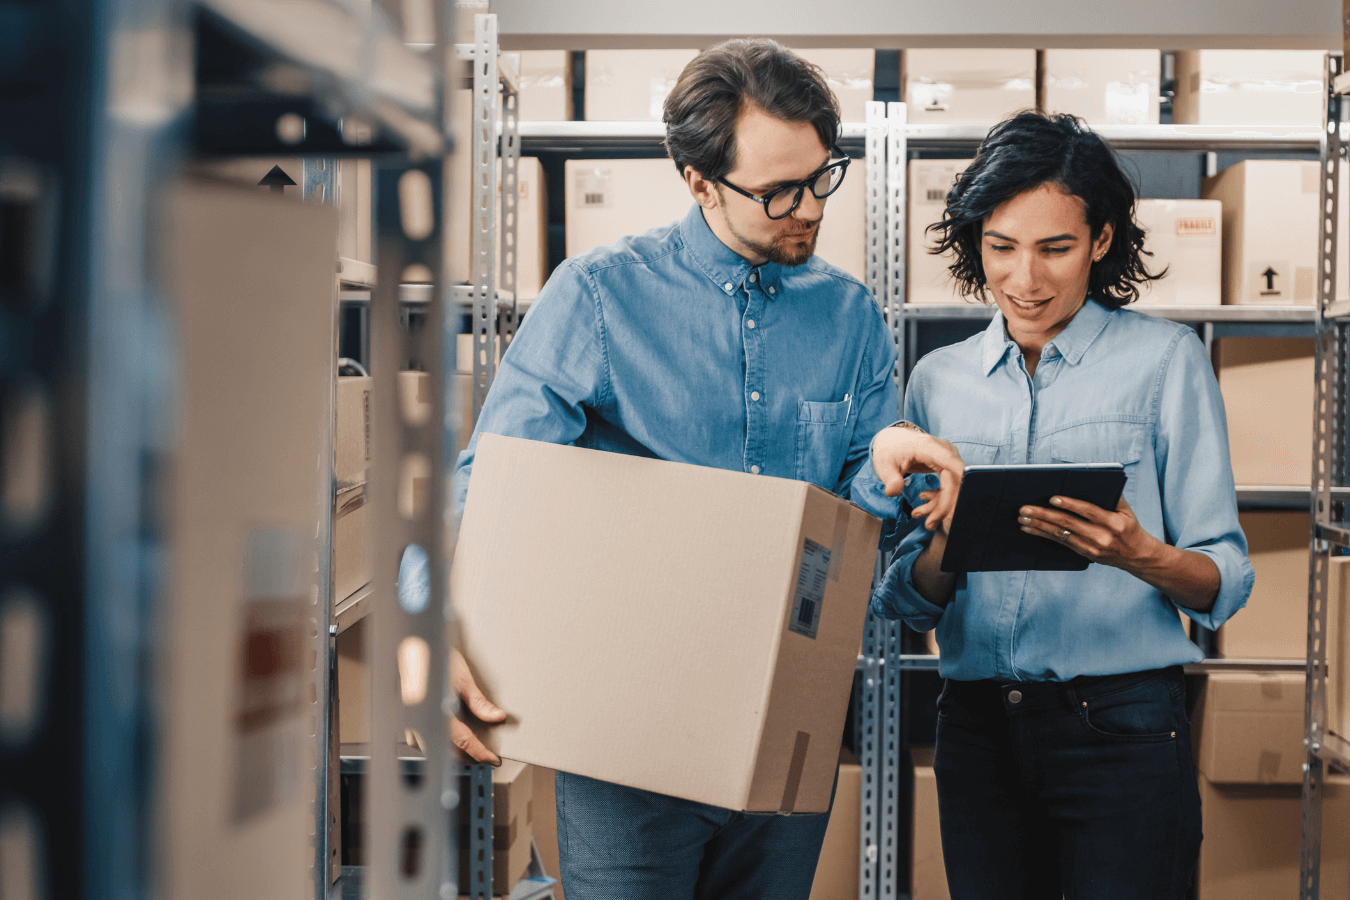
[
  {"xmin": 1048, "ymin": 420, "xmax": 1148, "ymax": 507},
  {"xmin": 795, "ymin": 398, "xmax": 851, "ymax": 490}
]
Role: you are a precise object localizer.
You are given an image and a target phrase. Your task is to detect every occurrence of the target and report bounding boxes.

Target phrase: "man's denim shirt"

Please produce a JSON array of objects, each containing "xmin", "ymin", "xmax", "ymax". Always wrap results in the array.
[
  {"xmin": 451, "ymin": 203, "xmax": 902, "ymax": 531},
  {"xmin": 871, "ymin": 300, "xmax": 1255, "ymax": 682}
]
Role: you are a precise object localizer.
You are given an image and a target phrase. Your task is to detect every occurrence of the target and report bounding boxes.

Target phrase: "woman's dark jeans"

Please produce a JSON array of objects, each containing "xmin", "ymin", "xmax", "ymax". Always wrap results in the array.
[{"xmin": 934, "ymin": 665, "xmax": 1202, "ymax": 900}]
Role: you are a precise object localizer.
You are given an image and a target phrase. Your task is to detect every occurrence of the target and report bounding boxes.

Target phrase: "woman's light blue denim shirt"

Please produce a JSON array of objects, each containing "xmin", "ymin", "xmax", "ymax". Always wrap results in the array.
[{"xmin": 872, "ymin": 300, "xmax": 1254, "ymax": 682}]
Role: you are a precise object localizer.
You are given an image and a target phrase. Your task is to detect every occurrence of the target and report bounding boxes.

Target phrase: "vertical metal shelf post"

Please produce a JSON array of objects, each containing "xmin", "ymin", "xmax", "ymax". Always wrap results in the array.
[
  {"xmin": 498, "ymin": 52, "xmax": 522, "ymax": 356},
  {"xmin": 363, "ymin": 5, "xmax": 456, "ymax": 900},
  {"xmin": 470, "ymin": 14, "xmax": 501, "ymax": 421},
  {"xmin": 1301, "ymin": 50, "xmax": 1346, "ymax": 900}
]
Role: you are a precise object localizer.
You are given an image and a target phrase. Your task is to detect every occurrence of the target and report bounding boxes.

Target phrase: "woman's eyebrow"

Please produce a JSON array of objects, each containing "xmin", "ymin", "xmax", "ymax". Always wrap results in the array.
[{"xmin": 982, "ymin": 230, "xmax": 1078, "ymax": 244}]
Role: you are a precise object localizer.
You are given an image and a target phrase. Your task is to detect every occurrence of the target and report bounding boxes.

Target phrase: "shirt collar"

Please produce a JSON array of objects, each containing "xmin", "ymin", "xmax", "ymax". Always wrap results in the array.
[
  {"xmin": 678, "ymin": 203, "xmax": 784, "ymax": 300},
  {"xmin": 979, "ymin": 298, "xmax": 1115, "ymax": 375}
]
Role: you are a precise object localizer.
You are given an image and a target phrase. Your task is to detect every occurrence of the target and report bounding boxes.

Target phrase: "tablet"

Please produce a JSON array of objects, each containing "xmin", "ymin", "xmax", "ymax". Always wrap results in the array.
[{"xmin": 939, "ymin": 463, "xmax": 1127, "ymax": 573}]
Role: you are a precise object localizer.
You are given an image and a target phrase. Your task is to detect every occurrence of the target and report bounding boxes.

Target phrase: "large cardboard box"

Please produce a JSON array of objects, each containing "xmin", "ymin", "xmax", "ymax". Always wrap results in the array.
[
  {"xmin": 1214, "ymin": 338, "xmax": 1313, "ymax": 487},
  {"xmin": 1196, "ymin": 772, "xmax": 1350, "ymax": 900},
  {"xmin": 1133, "ymin": 199, "xmax": 1222, "ymax": 307},
  {"xmin": 1042, "ymin": 50, "xmax": 1160, "ymax": 125},
  {"xmin": 1191, "ymin": 673, "xmax": 1306, "ymax": 784},
  {"xmin": 911, "ymin": 746, "xmax": 949, "ymax": 900},
  {"xmin": 907, "ymin": 159, "xmax": 973, "ymax": 305},
  {"xmin": 457, "ymin": 760, "xmax": 534, "ymax": 895},
  {"xmin": 453, "ymin": 434, "xmax": 881, "ymax": 812},
  {"xmin": 1202, "ymin": 159, "xmax": 1349, "ymax": 306},
  {"xmin": 336, "ymin": 376, "xmax": 371, "ymax": 487},
  {"xmin": 1173, "ymin": 50, "xmax": 1326, "ymax": 127},
  {"xmin": 583, "ymin": 48, "xmax": 876, "ymax": 123},
  {"xmin": 1216, "ymin": 511, "xmax": 1309, "ymax": 659},
  {"xmin": 564, "ymin": 156, "xmax": 868, "ymax": 282},
  {"xmin": 903, "ymin": 50, "xmax": 1036, "ymax": 125},
  {"xmin": 517, "ymin": 50, "xmax": 571, "ymax": 122},
  {"xmin": 159, "ymin": 181, "xmax": 336, "ymax": 900},
  {"xmin": 336, "ymin": 618, "xmax": 368, "ymax": 744},
  {"xmin": 808, "ymin": 749, "xmax": 862, "ymax": 900}
]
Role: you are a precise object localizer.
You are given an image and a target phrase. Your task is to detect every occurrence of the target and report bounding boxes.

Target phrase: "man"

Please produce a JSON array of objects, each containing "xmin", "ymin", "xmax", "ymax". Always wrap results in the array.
[{"xmin": 449, "ymin": 38, "xmax": 961, "ymax": 899}]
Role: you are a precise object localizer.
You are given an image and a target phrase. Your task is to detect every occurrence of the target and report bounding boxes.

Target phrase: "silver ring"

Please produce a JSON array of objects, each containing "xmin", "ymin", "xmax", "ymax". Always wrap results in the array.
[{"xmin": 1060, "ymin": 529, "xmax": 1072, "ymax": 539}]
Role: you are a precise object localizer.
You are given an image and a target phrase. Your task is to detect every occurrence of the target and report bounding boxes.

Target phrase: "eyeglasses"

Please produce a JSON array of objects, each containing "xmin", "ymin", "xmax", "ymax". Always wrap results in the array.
[{"xmin": 716, "ymin": 152, "xmax": 851, "ymax": 220}]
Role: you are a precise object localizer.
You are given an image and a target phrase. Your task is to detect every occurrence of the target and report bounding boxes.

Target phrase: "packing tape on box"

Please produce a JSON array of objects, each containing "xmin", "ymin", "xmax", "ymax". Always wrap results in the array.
[
  {"xmin": 780, "ymin": 730, "xmax": 812, "ymax": 813},
  {"xmin": 1259, "ymin": 751, "xmax": 1282, "ymax": 783},
  {"xmin": 828, "ymin": 505, "xmax": 849, "ymax": 582}
]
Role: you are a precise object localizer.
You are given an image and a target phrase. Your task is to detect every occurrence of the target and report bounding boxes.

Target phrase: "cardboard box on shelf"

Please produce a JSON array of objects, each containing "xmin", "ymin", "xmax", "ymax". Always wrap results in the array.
[
  {"xmin": 337, "ymin": 158, "xmax": 372, "ymax": 265},
  {"xmin": 564, "ymin": 157, "xmax": 868, "ymax": 282},
  {"xmin": 911, "ymin": 746, "xmax": 949, "ymax": 900},
  {"xmin": 1190, "ymin": 672, "xmax": 1306, "ymax": 784},
  {"xmin": 1173, "ymin": 50, "xmax": 1326, "ymax": 127},
  {"xmin": 336, "ymin": 618, "xmax": 368, "ymax": 744},
  {"xmin": 1215, "ymin": 511, "xmax": 1310, "ymax": 660},
  {"xmin": 1195, "ymin": 772, "xmax": 1350, "ymax": 900},
  {"xmin": 808, "ymin": 749, "xmax": 862, "ymax": 900},
  {"xmin": 517, "ymin": 50, "xmax": 571, "ymax": 122},
  {"xmin": 1042, "ymin": 50, "xmax": 1160, "ymax": 125},
  {"xmin": 1214, "ymin": 338, "xmax": 1313, "ymax": 488},
  {"xmin": 457, "ymin": 760, "xmax": 535, "ymax": 895},
  {"xmin": 531, "ymin": 766, "xmax": 565, "ymax": 899},
  {"xmin": 796, "ymin": 49, "xmax": 877, "ymax": 123},
  {"xmin": 333, "ymin": 482, "xmax": 369, "ymax": 604},
  {"xmin": 1202, "ymin": 159, "xmax": 1349, "ymax": 306},
  {"xmin": 453, "ymin": 434, "xmax": 881, "ymax": 812},
  {"xmin": 907, "ymin": 159, "xmax": 973, "ymax": 305},
  {"xmin": 584, "ymin": 49, "xmax": 699, "ymax": 121},
  {"xmin": 336, "ymin": 376, "xmax": 372, "ymax": 487},
  {"xmin": 903, "ymin": 50, "xmax": 1036, "ymax": 125},
  {"xmin": 1132, "ymin": 199, "xmax": 1222, "ymax": 307}
]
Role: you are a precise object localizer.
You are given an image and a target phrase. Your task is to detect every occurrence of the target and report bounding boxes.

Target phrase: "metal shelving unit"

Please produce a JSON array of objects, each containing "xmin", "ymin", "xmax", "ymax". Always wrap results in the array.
[{"xmin": 1301, "ymin": 51, "xmax": 1349, "ymax": 900}]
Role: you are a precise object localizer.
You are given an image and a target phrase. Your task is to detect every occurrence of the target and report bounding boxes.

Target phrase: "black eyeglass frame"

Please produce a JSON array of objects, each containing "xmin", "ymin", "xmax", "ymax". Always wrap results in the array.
[{"xmin": 715, "ymin": 151, "xmax": 852, "ymax": 220}]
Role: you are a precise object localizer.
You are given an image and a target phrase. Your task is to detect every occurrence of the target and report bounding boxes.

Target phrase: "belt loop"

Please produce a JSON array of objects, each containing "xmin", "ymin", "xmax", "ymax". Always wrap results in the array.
[{"xmin": 1061, "ymin": 678, "xmax": 1081, "ymax": 713}]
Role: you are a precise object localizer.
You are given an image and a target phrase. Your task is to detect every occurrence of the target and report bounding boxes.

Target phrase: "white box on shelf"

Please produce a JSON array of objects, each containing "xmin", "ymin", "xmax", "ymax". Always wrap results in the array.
[
  {"xmin": 517, "ymin": 50, "xmax": 571, "ymax": 121},
  {"xmin": 907, "ymin": 158, "xmax": 973, "ymax": 305},
  {"xmin": 1172, "ymin": 50, "xmax": 1326, "ymax": 127},
  {"xmin": 584, "ymin": 49, "xmax": 699, "ymax": 121},
  {"xmin": 1042, "ymin": 50, "xmax": 1160, "ymax": 125},
  {"xmin": 903, "ymin": 49, "xmax": 1036, "ymax": 125},
  {"xmin": 1133, "ymin": 199, "xmax": 1221, "ymax": 307},
  {"xmin": 796, "ymin": 48, "xmax": 877, "ymax": 123}
]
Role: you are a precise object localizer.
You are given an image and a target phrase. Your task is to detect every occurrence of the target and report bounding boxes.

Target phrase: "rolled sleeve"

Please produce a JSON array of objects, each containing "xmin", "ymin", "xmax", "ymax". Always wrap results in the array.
[{"xmin": 1154, "ymin": 330, "xmax": 1254, "ymax": 630}]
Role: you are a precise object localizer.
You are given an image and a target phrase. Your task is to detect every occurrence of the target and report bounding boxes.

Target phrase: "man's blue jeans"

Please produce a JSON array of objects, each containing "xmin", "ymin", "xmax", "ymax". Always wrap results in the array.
[
  {"xmin": 933, "ymin": 665, "xmax": 1203, "ymax": 900},
  {"xmin": 555, "ymin": 771, "xmax": 832, "ymax": 900}
]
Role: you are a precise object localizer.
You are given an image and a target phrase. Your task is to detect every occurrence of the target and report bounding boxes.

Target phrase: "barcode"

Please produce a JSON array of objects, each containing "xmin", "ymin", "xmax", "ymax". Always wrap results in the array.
[
  {"xmin": 582, "ymin": 191, "xmax": 606, "ymax": 206},
  {"xmin": 926, "ymin": 189, "xmax": 945, "ymax": 202},
  {"xmin": 797, "ymin": 599, "xmax": 817, "ymax": 627}
]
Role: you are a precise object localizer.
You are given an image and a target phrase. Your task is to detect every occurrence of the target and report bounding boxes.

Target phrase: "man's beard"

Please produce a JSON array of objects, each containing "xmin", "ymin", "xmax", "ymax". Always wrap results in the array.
[{"xmin": 721, "ymin": 206, "xmax": 820, "ymax": 266}]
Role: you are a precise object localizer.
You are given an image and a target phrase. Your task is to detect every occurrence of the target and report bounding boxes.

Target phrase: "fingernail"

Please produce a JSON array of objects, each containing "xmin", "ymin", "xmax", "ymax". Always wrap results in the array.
[
  {"xmin": 1018, "ymin": 515, "xmax": 1030, "ymax": 524},
  {"xmin": 1050, "ymin": 496, "xmax": 1063, "ymax": 506},
  {"xmin": 1019, "ymin": 506, "xmax": 1032, "ymax": 516}
]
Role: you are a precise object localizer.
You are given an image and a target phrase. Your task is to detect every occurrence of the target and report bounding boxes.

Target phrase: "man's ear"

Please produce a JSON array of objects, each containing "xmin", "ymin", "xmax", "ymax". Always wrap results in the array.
[{"xmin": 685, "ymin": 166, "xmax": 718, "ymax": 210}]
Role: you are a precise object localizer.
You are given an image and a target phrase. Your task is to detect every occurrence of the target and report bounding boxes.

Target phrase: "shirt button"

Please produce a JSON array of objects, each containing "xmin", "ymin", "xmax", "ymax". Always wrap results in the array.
[
  {"xmin": 724, "ymin": 282, "xmax": 734, "ymax": 292},
  {"xmin": 768, "ymin": 286, "xmax": 776, "ymax": 295},
  {"xmin": 750, "ymin": 272, "xmax": 758, "ymax": 283},
  {"xmin": 746, "ymin": 319, "xmax": 756, "ymax": 329},
  {"xmin": 750, "ymin": 391, "xmax": 760, "ymax": 401},
  {"xmin": 1007, "ymin": 690, "xmax": 1023, "ymax": 704},
  {"xmin": 750, "ymin": 465, "xmax": 760, "ymax": 474}
]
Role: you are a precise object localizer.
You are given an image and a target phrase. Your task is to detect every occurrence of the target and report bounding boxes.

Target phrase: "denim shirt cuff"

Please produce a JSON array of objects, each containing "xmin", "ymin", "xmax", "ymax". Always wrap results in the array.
[{"xmin": 1178, "ymin": 544, "xmax": 1255, "ymax": 631}]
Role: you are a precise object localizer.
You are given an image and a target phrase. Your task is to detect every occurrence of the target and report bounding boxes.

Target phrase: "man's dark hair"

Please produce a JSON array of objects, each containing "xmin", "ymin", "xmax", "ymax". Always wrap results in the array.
[
  {"xmin": 663, "ymin": 39, "xmax": 840, "ymax": 181},
  {"xmin": 929, "ymin": 110, "xmax": 1164, "ymax": 309}
]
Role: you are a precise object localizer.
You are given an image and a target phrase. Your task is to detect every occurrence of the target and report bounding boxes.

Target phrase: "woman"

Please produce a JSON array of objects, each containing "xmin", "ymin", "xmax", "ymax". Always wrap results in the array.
[{"xmin": 871, "ymin": 112, "xmax": 1254, "ymax": 899}]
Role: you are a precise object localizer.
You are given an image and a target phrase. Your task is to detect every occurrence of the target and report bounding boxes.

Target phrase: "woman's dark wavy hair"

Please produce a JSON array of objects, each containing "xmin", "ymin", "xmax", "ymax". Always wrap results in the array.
[
  {"xmin": 663, "ymin": 39, "xmax": 840, "ymax": 181},
  {"xmin": 929, "ymin": 110, "xmax": 1163, "ymax": 309}
]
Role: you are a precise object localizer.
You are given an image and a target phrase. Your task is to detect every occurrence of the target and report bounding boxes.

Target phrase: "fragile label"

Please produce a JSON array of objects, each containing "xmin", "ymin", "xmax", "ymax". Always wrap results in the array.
[
  {"xmin": 789, "ymin": 538, "xmax": 831, "ymax": 639},
  {"xmin": 1175, "ymin": 217, "xmax": 1216, "ymax": 236}
]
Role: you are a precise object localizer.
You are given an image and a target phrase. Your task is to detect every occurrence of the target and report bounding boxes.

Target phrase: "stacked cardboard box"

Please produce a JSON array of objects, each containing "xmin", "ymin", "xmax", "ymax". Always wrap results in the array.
[
  {"xmin": 1216, "ymin": 511, "xmax": 1310, "ymax": 659},
  {"xmin": 808, "ymin": 749, "xmax": 863, "ymax": 900},
  {"xmin": 1202, "ymin": 160, "xmax": 1349, "ymax": 306},
  {"xmin": 1328, "ymin": 557, "xmax": 1350, "ymax": 743},
  {"xmin": 1191, "ymin": 671, "xmax": 1350, "ymax": 898},
  {"xmin": 906, "ymin": 159, "xmax": 971, "ymax": 305},
  {"xmin": 563, "ymin": 156, "xmax": 868, "ymax": 282},
  {"xmin": 517, "ymin": 50, "xmax": 571, "ymax": 122},
  {"xmin": 452, "ymin": 434, "xmax": 881, "ymax": 812},
  {"xmin": 1132, "ymin": 199, "xmax": 1222, "ymax": 307},
  {"xmin": 584, "ymin": 49, "xmax": 878, "ymax": 123},
  {"xmin": 903, "ymin": 50, "xmax": 1036, "ymax": 125},
  {"xmin": 1042, "ymin": 50, "xmax": 1161, "ymax": 125},
  {"xmin": 910, "ymin": 746, "xmax": 948, "ymax": 900},
  {"xmin": 1172, "ymin": 50, "xmax": 1326, "ymax": 127},
  {"xmin": 1214, "ymin": 338, "xmax": 1313, "ymax": 488},
  {"xmin": 457, "ymin": 760, "xmax": 535, "ymax": 895}
]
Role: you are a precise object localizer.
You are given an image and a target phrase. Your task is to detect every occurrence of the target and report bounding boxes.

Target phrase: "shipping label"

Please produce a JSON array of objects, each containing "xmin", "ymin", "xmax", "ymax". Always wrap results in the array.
[{"xmin": 789, "ymin": 538, "xmax": 831, "ymax": 639}]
